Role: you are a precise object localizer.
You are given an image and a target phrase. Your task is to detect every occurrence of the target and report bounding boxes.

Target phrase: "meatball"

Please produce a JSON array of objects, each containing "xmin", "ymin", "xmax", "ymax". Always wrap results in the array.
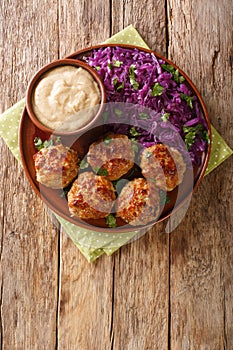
[
  {"xmin": 87, "ymin": 133, "xmax": 135, "ymax": 181},
  {"xmin": 116, "ymin": 178, "xmax": 161, "ymax": 226},
  {"xmin": 67, "ymin": 172, "xmax": 116, "ymax": 219},
  {"xmin": 33, "ymin": 143, "xmax": 79, "ymax": 189},
  {"xmin": 140, "ymin": 144, "xmax": 186, "ymax": 191}
]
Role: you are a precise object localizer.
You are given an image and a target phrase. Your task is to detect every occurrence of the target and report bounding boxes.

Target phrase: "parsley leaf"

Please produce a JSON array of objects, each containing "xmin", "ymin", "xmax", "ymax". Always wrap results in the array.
[
  {"xmin": 79, "ymin": 159, "xmax": 89, "ymax": 170},
  {"xmin": 116, "ymin": 81, "xmax": 124, "ymax": 91},
  {"xmin": 145, "ymin": 150, "xmax": 152, "ymax": 161},
  {"xmin": 161, "ymin": 113, "xmax": 170, "ymax": 122},
  {"xmin": 183, "ymin": 124, "xmax": 204, "ymax": 150},
  {"xmin": 130, "ymin": 138, "xmax": 139, "ymax": 152},
  {"xmin": 114, "ymin": 108, "xmax": 123, "ymax": 116},
  {"xmin": 159, "ymin": 190, "xmax": 170, "ymax": 206},
  {"xmin": 104, "ymin": 136, "xmax": 112, "ymax": 145},
  {"xmin": 94, "ymin": 66, "xmax": 101, "ymax": 71},
  {"xmin": 34, "ymin": 137, "xmax": 55, "ymax": 151},
  {"xmin": 113, "ymin": 60, "xmax": 123, "ymax": 67},
  {"xmin": 138, "ymin": 112, "xmax": 150, "ymax": 119},
  {"xmin": 107, "ymin": 62, "xmax": 113, "ymax": 70},
  {"xmin": 34, "ymin": 137, "xmax": 43, "ymax": 150},
  {"xmin": 161, "ymin": 64, "xmax": 185, "ymax": 84},
  {"xmin": 94, "ymin": 167, "xmax": 109, "ymax": 176},
  {"xmin": 128, "ymin": 65, "xmax": 139, "ymax": 90},
  {"xmin": 130, "ymin": 127, "xmax": 141, "ymax": 137},
  {"xmin": 106, "ymin": 214, "xmax": 117, "ymax": 228},
  {"xmin": 180, "ymin": 93, "xmax": 194, "ymax": 109},
  {"xmin": 102, "ymin": 112, "xmax": 109, "ymax": 122},
  {"xmin": 151, "ymin": 82, "xmax": 164, "ymax": 96},
  {"xmin": 113, "ymin": 77, "xmax": 118, "ymax": 85}
]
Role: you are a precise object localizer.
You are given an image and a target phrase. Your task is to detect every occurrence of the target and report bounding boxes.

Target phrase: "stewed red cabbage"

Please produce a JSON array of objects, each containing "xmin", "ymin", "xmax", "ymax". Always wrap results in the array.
[{"xmin": 83, "ymin": 46, "xmax": 209, "ymax": 166}]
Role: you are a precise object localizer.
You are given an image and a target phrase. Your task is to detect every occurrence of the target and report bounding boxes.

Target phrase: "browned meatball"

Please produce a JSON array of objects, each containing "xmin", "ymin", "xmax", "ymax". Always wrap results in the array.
[
  {"xmin": 140, "ymin": 144, "xmax": 186, "ymax": 191},
  {"xmin": 87, "ymin": 133, "xmax": 135, "ymax": 180},
  {"xmin": 116, "ymin": 178, "xmax": 161, "ymax": 226},
  {"xmin": 33, "ymin": 143, "xmax": 79, "ymax": 189},
  {"xmin": 67, "ymin": 172, "xmax": 116, "ymax": 219}
]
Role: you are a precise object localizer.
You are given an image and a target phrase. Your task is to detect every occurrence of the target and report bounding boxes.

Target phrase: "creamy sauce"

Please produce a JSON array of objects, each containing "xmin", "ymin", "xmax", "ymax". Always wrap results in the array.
[{"xmin": 32, "ymin": 66, "xmax": 100, "ymax": 132}]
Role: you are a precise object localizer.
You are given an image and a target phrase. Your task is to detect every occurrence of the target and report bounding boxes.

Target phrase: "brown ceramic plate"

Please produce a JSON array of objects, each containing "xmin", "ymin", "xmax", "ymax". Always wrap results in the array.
[{"xmin": 19, "ymin": 44, "xmax": 212, "ymax": 232}]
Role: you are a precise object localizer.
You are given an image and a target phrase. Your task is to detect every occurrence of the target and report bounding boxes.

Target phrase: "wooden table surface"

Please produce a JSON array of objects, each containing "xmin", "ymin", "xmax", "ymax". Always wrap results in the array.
[{"xmin": 0, "ymin": 1, "xmax": 232, "ymax": 349}]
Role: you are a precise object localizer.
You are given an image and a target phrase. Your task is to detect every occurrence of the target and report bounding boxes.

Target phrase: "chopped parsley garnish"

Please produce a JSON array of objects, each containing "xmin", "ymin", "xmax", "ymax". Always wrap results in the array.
[
  {"xmin": 104, "ymin": 136, "xmax": 112, "ymax": 145},
  {"xmin": 108, "ymin": 62, "xmax": 113, "ymax": 70},
  {"xmin": 161, "ymin": 64, "xmax": 185, "ymax": 84},
  {"xmin": 114, "ymin": 108, "xmax": 123, "ymax": 116},
  {"xmin": 138, "ymin": 112, "xmax": 150, "ymax": 119},
  {"xmin": 151, "ymin": 82, "xmax": 164, "ymax": 96},
  {"xmin": 113, "ymin": 77, "xmax": 118, "ymax": 85},
  {"xmin": 60, "ymin": 187, "xmax": 70, "ymax": 198},
  {"xmin": 94, "ymin": 167, "xmax": 109, "ymax": 176},
  {"xmin": 79, "ymin": 159, "xmax": 89, "ymax": 170},
  {"xmin": 102, "ymin": 111, "xmax": 109, "ymax": 122},
  {"xmin": 94, "ymin": 66, "xmax": 101, "ymax": 71},
  {"xmin": 159, "ymin": 190, "xmax": 171, "ymax": 206},
  {"xmin": 113, "ymin": 60, "xmax": 123, "ymax": 67},
  {"xmin": 130, "ymin": 138, "xmax": 139, "ymax": 152},
  {"xmin": 161, "ymin": 113, "xmax": 170, "ymax": 122},
  {"xmin": 116, "ymin": 81, "xmax": 124, "ymax": 91},
  {"xmin": 130, "ymin": 127, "xmax": 141, "ymax": 137},
  {"xmin": 183, "ymin": 124, "xmax": 204, "ymax": 150},
  {"xmin": 145, "ymin": 150, "xmax": 152, "ymax": 161},
  {"xmin": 180, "ymin": 93, "xmax": 194, "ymax": 109},
  {"xmin": 34, "ymin": 137, "xmax": 60, "ymax": 151},
  {"xmin": 129, "ymin": 65, "xmax": 139, "ymax": 90},
  {"xmin": 106, "ymin": 214, "xmax": 117, "ymax": 228}
]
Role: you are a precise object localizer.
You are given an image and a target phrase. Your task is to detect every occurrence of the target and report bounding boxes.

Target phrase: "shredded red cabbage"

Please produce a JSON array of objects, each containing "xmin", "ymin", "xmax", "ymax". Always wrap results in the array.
[{"xmin": 82, "ymin": 46, "xmax": 209, "ymax": 166}]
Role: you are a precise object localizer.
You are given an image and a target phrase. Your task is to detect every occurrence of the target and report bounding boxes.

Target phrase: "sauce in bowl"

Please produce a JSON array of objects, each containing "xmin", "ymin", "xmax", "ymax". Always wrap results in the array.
[{"xmin": 32, "ymin": 65, "xmax": 101, "ymax": 132}]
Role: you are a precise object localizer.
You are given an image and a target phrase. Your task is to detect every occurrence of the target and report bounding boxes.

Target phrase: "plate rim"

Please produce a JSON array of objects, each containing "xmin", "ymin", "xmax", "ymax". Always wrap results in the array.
[{"xmin": 18, "ymin": 43, "xmax": 212, "ymax": 233}]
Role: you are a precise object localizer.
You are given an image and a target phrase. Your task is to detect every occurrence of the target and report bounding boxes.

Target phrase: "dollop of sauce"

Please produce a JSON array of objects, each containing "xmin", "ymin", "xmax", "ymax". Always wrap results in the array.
[{"xmin": 32, "ymin": 66, "xmax": 100, "ymax": 132}]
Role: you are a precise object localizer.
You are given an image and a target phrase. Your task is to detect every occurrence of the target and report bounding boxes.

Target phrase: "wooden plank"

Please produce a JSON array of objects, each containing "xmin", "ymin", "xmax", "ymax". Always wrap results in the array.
[
  {"xmin": 111, "ymin": 227, "xmax": 169, "ymax": 350},
  {"xmin": 168, "ymin": 0, "xmax": 233, "ymax": 348},
  {"xmin": 112, "ymin": 0, "xmax": 167, "ymax": 55},
  {"xmin": 0, "ymin": 0, "xmax": 59, "ymax": 349},
  {"xmin": 110, "ymin": 2, "xmax": 169, "ymax": 349},
  {"xmin": 57, "ymin": 1, "xmax": 113, "ymax": 349}
]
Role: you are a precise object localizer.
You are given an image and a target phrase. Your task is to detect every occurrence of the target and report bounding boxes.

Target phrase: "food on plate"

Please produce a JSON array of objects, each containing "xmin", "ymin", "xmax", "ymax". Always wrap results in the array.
[
  {"xmin": 67, "ymin": 172, "xmax": 116, "ymax": 219},
  {"xmin": 116, "ymin": 178, "xmax": 161, "ymax": 226},
  {"xmin": 32, "ymin": 65, "xmax": 100, "ymax": 132},
  {"xmin": 85, "ymin": 46, "xmax": 209, "ymax": 166},
  {"xmin": 87, "ymin": 133, "xmax": 135, "ymax": 180},
  {"xmin": 33, "ymin": 143, "xmax": 79, "ymax": 189},
  {"xmin": 140, "ymin": 144, "xmax": 186, "ymax": 191}
]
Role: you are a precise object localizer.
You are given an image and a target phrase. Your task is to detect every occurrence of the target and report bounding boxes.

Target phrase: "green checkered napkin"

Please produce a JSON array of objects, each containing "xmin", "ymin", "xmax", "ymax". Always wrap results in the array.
[{"xmin": 0, "ymin": 25, "xmax": 232, "ymax": 262}]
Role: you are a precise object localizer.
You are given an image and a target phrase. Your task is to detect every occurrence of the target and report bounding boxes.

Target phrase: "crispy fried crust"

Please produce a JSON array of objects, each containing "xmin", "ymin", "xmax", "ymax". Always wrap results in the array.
[
  {"xmin": 87, "ymin": 133, "xmax": 135, "ymax": 180},
  {"xmin": 67, "ymin": 172, "xmax": 116, "ymax": 219},
  {"xmin": 140, "ymin": 144, "xmax": 186, "ymax": 191},
  {"xmin": 33, "ymin": 143, "xmax": 79, "ymax": 189},
  {"xmin": 116, "ymin": 178, "xmax": 161, "ymax": 226}
]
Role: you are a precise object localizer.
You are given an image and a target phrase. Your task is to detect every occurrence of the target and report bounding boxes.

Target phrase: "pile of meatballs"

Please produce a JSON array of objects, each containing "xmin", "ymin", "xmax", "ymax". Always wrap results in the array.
[{"xmin": 33, "ymin": 133, "xmax": 186, "ymax": 227}]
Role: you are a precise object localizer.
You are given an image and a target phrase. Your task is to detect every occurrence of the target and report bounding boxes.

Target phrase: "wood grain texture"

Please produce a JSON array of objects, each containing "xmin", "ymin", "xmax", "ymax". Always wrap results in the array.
[
  {"xmin": 110, "ymin": 3, "xmax": 170, "ymax": 349},
  {"xmin": 0, "ymin": 1, "xmax": 59, "ymax": 349},
  {"xmin": 57, "ymin": 1, "xmax": 114, "ymax": 349},
  {"xmin": 112, "ymin": 0, "xmax": 167, "ymax": 55},
  {"xmin": 168, "ymin": 0, "xmax": 233, "ymax": 349},
  {"xmin": 111, "ymin": 227, "xmax": 169, "ymax": 350}
]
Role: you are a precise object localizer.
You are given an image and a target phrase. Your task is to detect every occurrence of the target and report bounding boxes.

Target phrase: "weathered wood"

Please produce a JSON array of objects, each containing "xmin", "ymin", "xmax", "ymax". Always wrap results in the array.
[
  {"xmin": 111, "ymin": 227, "xmax": 169, "ymax": 350},
  {"xmin": 168, "ymin": 0, "xmax": 233, "ymax": 348},
  {"xmin": 0, "ymin": 1, "xmax": 59, "ymax": 349},
  {"xmin": 110, "ymin": 2, "xmax": 169, "ymax": 349},
  {"xmin": 112, "ymin": 0, "xmax": 167, "ymax": 55},
  {"xmin": 57, "ymin": 1, "xmax": 113, "ymax": 349}
]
